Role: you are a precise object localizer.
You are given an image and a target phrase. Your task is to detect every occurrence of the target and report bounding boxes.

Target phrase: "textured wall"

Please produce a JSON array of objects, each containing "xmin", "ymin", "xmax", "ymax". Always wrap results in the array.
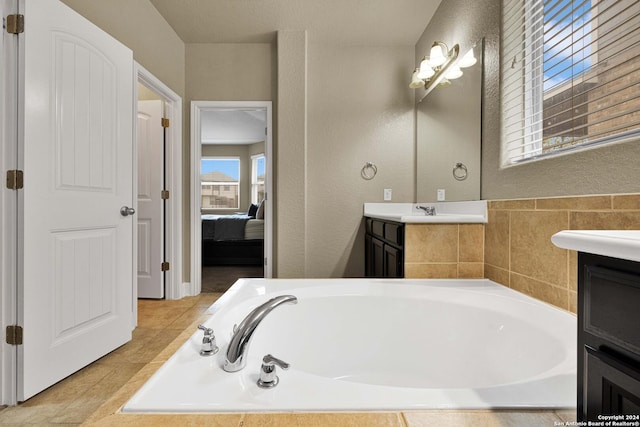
[
  {"xmin": 305, "ymin": 44, "xmax": 415, "ymax": 277},
  {"xmin": 276, "ymin": 31, "xmax": 307, "ymax": 277},
  {"xmin": 185, "ymin": 44, "xmax": 275, "ymax": 278}
]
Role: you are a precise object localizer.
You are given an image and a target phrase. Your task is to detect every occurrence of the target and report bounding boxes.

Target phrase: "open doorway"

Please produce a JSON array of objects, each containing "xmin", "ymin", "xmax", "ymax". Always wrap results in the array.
[
  {"xmin": 190, "ymin": 102, "xmax": 273, "ymax": 295},
  {"xmin": 135, "ymin": 63, "xmax": 182, "ymax": 303}
]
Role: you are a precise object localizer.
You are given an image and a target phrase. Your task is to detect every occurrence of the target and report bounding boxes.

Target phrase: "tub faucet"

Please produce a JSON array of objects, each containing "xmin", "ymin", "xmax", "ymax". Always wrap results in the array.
[
  {"xmin": 223, "ymin": 295, "xmax": 298, "ymax": 372},
  {"xmin": 416, "ymin": 205, "xmax": 436, "ymax": 216}
]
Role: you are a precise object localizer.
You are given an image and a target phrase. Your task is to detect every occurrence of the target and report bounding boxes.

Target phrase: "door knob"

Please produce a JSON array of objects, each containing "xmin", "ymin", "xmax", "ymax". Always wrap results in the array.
[{"xmin": 120, "ymin": 206, "xmax": 136, "ymax": 216}]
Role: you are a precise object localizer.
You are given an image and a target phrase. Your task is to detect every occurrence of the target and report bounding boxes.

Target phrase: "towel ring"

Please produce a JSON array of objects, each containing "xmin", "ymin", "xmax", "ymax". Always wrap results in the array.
[
  {"xmin": 453, "ymin": 162, "xmax": 468, "ymax": 181},
  {"xmin": 361, "ymin": 162, "xmax": 377, "ymax": 180}
]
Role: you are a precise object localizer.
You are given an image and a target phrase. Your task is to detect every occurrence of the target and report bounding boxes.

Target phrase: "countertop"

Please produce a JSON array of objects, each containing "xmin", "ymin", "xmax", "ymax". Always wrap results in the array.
[
  {"xmin": 551, "ymin": 230, "xmax": 640, "ymax": 263},
  {"xmin": 363, "ymin": 201, "xmax": 487, "ymax": 224}
]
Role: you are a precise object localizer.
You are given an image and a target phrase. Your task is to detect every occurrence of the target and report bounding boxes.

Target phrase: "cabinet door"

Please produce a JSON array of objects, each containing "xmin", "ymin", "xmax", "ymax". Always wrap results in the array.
[
  {"xmin": 384, "ymin": 244, "xmax": 403, "ymax": 278},
  {"xmin": 365, "ymin": 234, "xmax": 373, "ymax": 277},
  {"xmin": 583, "ymin": 346, "xmax": 640, "ymax": 421},
  {"xmin": 372, "ymin": 237, "xmax": 385, "ymax": 278}
]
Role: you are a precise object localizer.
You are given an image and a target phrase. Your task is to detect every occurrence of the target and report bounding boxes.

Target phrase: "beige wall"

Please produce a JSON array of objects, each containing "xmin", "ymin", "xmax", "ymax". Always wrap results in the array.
[
  {"xmin": 61, "ymin": 0, "xmax": 185, "ymax": 97},
  {"xmin": 186, "ymin": 43, "xmax": 275, "ymax": 278},
  {"xmin": 306, "ymin": 44, "xmax": 415, "ymax": 277}
]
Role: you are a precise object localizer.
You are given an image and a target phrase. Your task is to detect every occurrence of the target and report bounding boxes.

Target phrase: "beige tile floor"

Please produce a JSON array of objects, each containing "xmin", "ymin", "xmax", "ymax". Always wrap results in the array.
[{"xmin": 0, "ymin": 292, "xmax": 577, "ymax": 426}]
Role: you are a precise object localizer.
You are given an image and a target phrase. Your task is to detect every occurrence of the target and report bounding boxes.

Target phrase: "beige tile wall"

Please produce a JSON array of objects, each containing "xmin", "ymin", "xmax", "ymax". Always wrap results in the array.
[
  {"xmin": 405, "ymin": 223, "xmax": 484, "ymax": 279},
  {"xmin": 484, "ymin": 194, "xmax": 640, "ymax": 313}
]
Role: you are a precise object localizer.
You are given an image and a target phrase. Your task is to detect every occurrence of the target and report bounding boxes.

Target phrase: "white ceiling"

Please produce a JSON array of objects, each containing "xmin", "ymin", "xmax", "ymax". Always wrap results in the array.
[
  {"xmin": 201, "ymin": 109, "xmax": 267, "ymax": 145},
  {"xmin": 149, "ymin": 0, "xmax": 442, "ymax": 45}
]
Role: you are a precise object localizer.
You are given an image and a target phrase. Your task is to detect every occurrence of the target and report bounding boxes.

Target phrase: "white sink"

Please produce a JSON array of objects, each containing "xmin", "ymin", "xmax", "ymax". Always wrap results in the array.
[{"xmin": 364, "ymin": 201, "xmax": 487, "ymax": 224}]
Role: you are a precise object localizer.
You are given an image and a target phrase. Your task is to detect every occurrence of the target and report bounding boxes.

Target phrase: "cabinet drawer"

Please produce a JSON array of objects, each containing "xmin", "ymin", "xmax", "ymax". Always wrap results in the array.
[
  {"xmin": 584, "ymin": 264, "xmax": 640, "ymax": 354},
  {"xmin": 384, "ymin": 222, "xmax": 403, "ymax": 246},
  {"xmin": 371, "ymin": 220, "xmax": 385, "ymax": 239}
]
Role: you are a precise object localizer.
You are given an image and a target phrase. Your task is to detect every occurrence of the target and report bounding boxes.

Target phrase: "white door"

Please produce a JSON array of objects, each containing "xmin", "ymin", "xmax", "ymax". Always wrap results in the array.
[
  {"xmin": 19, "ymin": 0, "xmax": 134, "ymax": 400},
  {"xmin": 137, "ymin": 100, "xmax": 164, "ymax": 298}
]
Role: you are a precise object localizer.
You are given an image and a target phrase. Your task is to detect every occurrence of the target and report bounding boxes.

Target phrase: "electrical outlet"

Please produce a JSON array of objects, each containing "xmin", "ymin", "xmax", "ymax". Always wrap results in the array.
[
  {"xmin": 384, "ymin": 188, "xmax": 392, "ymax": 201},
  {"xmin": 437, "ymin": 189, "xmax": 446, "ymax": 201}
]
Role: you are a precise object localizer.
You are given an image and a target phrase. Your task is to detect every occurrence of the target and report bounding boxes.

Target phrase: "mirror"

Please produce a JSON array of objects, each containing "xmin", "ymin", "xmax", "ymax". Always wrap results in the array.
[{"xmin": 416, "ymin": 39, "xmax": 483, "ymax": 202}]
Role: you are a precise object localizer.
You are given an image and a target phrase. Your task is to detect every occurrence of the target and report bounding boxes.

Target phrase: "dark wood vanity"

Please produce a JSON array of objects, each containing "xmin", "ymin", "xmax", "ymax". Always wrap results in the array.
[
  {"xmin": 364, "ymin": 217, "xmax": 404, "ymax": 278},
  {"xmin": 578, "ymin": 252, "xmax": 640, "ymax": 421},
  {"xmin": 545, "ymin": 230, "xmax": 640, "ymax": 420}
]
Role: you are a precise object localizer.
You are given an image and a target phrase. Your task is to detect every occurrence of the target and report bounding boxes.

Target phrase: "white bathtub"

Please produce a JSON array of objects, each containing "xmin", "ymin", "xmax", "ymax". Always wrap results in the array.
[{"xmin": 122, "ymin": 278, "xmax": 576, "ymax": 413}]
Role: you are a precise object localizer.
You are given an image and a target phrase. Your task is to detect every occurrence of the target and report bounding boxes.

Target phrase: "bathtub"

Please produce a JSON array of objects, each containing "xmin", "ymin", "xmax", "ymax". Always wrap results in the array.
[{"xmin": 122, "ymin": 278, "xmax": 576, "ymax": 413}]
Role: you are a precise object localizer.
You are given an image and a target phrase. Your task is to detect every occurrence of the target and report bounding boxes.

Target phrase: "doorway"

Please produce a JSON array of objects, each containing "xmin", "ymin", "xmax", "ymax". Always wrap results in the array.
[
  {"xmin": 190, "ymin": 101, "xmax": 273, "ymax": 295},
  {"xmin": 135, "ymin": 63, "xmax": 182, "ymax": 303}
]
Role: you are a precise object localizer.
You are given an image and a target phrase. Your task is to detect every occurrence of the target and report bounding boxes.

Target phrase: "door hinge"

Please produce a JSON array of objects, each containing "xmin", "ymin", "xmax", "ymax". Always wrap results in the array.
[
  {"xmin": 161, "ymin": 190, "xmax": 170, "ymax": 200},
  {"xmin": 6, "ymin": 170, "xmax": 24, "ymax": 190},
  {"xmin": 6, "ymin": 14, "xmax": 24, "ymax": 34},
  {"xmin": 161, "ymin": 262, "xmax": 170, "ymax": 271},
  {"xmin": 6, "ymin": 325, "xmax": 23, "ymax": 345},
  {"xmin": 161, "ymin": 118, "xmax": 170, "ymax": 128}
]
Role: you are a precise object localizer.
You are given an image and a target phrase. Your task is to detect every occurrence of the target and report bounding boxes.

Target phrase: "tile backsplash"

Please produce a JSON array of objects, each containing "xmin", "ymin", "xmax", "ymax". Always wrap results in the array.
[{"xmin": 484, "ymin": 194, "xmax": 640, "ymax": 313}]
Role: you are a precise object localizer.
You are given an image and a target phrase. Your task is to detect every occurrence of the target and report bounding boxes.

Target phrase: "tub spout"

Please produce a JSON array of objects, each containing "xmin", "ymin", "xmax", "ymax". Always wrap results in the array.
[{"xmin": 223, "ymin": 295, "xmax": 297, "ymax": 372}]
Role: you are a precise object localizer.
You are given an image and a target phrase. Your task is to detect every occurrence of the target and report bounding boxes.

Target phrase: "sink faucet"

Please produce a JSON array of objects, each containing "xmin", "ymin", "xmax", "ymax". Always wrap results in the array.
[
  {"xmin": 223, "ymin": 295, "xmax": 298, "ymax": 372},
  {"xmin": 416, "ymin": 205, "xmax": 436, "ymax": 216}
]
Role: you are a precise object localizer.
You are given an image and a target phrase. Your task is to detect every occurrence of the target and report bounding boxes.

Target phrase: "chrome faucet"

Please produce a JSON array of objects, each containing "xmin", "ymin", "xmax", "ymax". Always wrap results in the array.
[
  {"xmin": 416, "ymin": 205, "xmax": 436, "ymax": 216},
  {"xmin": 223, "ymin": 295, "xmax": 298, "ymax": 372}
]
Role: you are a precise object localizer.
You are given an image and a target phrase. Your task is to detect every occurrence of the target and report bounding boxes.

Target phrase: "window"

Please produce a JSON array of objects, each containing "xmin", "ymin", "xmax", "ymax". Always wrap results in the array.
[
  {"xmin": 251, "ymin": 154, "xmax": 265, "ymax": 204},
  {"xmin": 502, "ymin": 0, "xmax": 640, "ymax": 166},
  {"xmin": 201, "ymin": 158, "xmax": 240, "ymax": 209}
]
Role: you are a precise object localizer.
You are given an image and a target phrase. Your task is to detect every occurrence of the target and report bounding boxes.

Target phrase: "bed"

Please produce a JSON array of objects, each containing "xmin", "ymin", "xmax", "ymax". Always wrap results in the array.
[{"xmin": 201, "ymin": 213, "xmax": 264, "ymax": 266}]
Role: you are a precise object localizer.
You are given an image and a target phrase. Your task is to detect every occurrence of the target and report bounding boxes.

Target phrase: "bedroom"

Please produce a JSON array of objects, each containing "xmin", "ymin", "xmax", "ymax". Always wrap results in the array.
[{"xmin": 199, "ymin": 108, "xmax": 268, "ymax": 292}]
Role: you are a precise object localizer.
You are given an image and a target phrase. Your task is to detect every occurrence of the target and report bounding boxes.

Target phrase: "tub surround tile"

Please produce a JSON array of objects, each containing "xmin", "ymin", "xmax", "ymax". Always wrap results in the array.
[
  {"xmin": 613, "ymin": 194, "xmax": 640, "ymax": 210},
  {"xmin": 484, "ymin": 193, "xmax": 640, "ymax": 314},
  {"xmin": 405, "ymin": 262, "xmax": 458, "ymax": 278},
  {"xmin": 484, "ymin": 209, "xmax": 510, "ymax": 270},
  {"xmin": 570, "ymin": 211, "xmax": 640, "ymax": 230},
  {"xmin": 535, "ymin": 195, "xmax": 612, "ymax": 211},
  {"xmin": 484, "ymin": 264, "xmax": 510, "ymax": 286},
  {"xmin": 458, "ymin": 262, "xmax": 484, "ymax": 278},
  {"xmin": 406, "ymin": 223, "xmax": 484, "ymax": 279},
  {"xmin": 488, "ymin": 199, "xmax": 536, "ymax": 210},
  {"xmin": 459, "ymin": 224, "xmax": 484, "ymax": 262},
  {"xmin": 510, "ymin": 210, "xmax": 569, "ymax": 286},
  {"xmin": 510, "ymin": 273, "xmax": 569, "ymax": 311},
  {"xmin": 406, "ymin": 224, "xmax": 458, "ymax": 263}
]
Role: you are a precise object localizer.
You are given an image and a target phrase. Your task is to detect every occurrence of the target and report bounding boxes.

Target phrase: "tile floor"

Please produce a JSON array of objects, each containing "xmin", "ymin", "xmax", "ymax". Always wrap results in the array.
[{"xmin": 0, "ymin": 292, "xmax": 578, "ymax": 426}]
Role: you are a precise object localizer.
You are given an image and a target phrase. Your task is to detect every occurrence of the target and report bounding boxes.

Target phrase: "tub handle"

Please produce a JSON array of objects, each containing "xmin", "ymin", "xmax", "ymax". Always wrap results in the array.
[
  {"xmin": 257, "ymin": 354, "xmax": 289, "ymax": 388},
  {"xmin": 197, "ymin": 324, "xmax": 219, "ymax": 356}
]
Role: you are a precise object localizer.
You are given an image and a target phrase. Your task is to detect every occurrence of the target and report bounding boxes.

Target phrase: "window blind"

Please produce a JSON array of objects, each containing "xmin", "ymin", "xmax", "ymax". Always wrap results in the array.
[{"xmin": 501, "ymin": 0, "xmax": 640, "ymax": 166}]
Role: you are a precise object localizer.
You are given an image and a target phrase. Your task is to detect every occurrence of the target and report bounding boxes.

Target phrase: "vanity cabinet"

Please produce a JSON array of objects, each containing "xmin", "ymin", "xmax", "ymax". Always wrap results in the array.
[
  {"xmin": 365, "ymin": 218, "xmax": 404, "ymax": 278},
  {"xmin": 578, "ymin": 252, "xmax": 640, "ymax": 421}
]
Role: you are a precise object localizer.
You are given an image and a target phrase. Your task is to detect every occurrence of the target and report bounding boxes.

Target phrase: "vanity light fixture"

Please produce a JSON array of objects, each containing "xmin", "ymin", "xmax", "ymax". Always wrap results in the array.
[{"xmin": 411, "ymin": 41, "xmax": 477, "ymax": 100}]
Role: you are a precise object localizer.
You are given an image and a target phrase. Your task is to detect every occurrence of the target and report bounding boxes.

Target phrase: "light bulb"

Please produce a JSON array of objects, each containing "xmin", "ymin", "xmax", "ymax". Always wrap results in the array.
[
  {"xmin": 458, "ymin": 48, "xmax": 477, "ymax": 68},
  {"xmin": 429, "ymin": 43, "xmax": 447, "ymax": 67},
  {"xmin": 445, "ymin": 65, "xmax": 463, "ymax": 80},
  {"xmin": 409, "ymin": 69, "xmax": 424, "ymax": 89},
  {"xmin": 417, "ymin": 58, "xmax": 434, "ymax": 79}
]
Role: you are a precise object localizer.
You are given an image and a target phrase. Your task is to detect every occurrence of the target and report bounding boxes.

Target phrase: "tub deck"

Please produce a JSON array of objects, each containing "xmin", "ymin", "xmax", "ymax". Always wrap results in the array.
[{"xmin": 121, "ymin": 278, "xmax": 577, "ymax": 414}]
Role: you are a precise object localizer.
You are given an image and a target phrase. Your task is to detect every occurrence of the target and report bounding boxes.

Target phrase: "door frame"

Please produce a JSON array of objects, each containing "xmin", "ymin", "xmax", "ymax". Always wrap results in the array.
[
  {"xmin": 190, "ymin": 101, "xmax": 273, "ymax": 295},
  {"xmin": 0, "ymin": 0, "xmax": 19, "ymax": 405},
  {"xmin": 134, "ymin": 63, "xmax": 182, "ymax": 303}
]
